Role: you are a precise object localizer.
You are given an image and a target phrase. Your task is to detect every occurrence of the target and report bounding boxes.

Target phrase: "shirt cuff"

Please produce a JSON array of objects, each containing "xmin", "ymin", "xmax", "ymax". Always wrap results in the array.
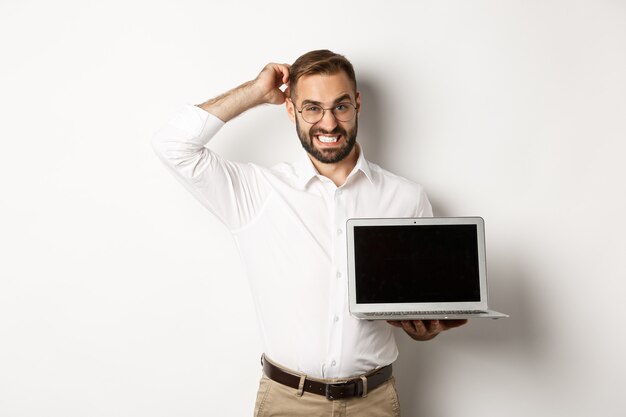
[
  {"xmin": 193, "ymin": 104, "xmax": 225, "ymax": 139},
  {"xmin": 169, "ymin": 104, "xmax": 225, "ymax": 146}
]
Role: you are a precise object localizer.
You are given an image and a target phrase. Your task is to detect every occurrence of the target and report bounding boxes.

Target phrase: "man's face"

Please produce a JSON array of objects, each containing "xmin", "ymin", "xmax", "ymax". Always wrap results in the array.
[{"xmin": 287, "ymin": 72, "xmax": 360, "ymax": 164}]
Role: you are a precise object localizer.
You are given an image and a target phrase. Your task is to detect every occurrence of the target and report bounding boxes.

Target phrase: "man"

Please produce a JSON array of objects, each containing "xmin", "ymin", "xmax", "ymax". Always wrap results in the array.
[{"xmin": 153, "ymin": 50, "xmax": 466, "ymax": 417}]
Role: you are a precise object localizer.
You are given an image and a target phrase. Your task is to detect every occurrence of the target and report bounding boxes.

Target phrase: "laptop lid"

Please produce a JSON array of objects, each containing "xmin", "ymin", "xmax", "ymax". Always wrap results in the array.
[{"xmin": 346, "ymin": 217, "xmax": 507, "ymax": 319}]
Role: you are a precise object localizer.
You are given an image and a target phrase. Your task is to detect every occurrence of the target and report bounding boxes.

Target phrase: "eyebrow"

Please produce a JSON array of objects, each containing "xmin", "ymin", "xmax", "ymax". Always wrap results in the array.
[{"xmin": 301, "ymin": 93, "xmax": 353, "ymax": 107}]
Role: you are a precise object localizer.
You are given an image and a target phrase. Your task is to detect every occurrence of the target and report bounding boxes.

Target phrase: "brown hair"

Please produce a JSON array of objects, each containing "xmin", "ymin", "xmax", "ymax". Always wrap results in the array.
[{"xmin": 289, "ymin": 50, "xmax": 357, "ymax": 98}]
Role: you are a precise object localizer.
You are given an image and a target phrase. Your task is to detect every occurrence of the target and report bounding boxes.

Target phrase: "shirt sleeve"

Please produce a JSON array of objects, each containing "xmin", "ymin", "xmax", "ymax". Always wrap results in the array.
[
  {"xmin": 152, "ymin": 105, "xmax": 270, "ymax": 230},
  {"xmin": 415, "ymin": 185, "xmax": 434, "ymax": 217}
]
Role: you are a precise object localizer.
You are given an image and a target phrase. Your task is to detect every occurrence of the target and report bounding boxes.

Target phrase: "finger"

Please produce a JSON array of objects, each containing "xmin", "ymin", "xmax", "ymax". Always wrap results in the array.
[
  {"xmin": 404, "ymin": 320, "xmax": 426, "ymax": 337},
  {"xmin": 267, "ymin": 63, "xmax": 290, "ymax": 84},
  {"xmin": 279, "ymin": 63, "xmax": 290, "ymax": 84},
  {"xmin": 386, "ymin": 320, "xmax": 404, "ymax": 328},
  {"xmin": 273, "ymin": 67, "xmax": 286, "ymax": 87},
  {"xmin": 260, "ymin": 63, "xmax": 288, "ymax": 87},
  {"xmin": 440, "ymin": 319, "xmax": 468, "ymax": 330},
  {"xmin": 425, "ymin": 320, "xmax": 443, "ymax": 334}
]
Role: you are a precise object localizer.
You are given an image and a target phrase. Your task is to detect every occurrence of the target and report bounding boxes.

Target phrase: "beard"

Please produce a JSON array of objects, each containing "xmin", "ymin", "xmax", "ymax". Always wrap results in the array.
[{"xmin": 296, "ymin": 117, "xmax": 358, "ymax": 164}]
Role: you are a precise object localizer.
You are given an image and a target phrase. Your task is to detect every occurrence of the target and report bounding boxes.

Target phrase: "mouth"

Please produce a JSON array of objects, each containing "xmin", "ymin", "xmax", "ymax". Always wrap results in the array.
[
  {"xmin": 316, "ymin": 134, "xmax": 340, "ymax": 144},
  {"xmin": 311, "ymin": 127, "xmax": 346, "ymax": 147}
]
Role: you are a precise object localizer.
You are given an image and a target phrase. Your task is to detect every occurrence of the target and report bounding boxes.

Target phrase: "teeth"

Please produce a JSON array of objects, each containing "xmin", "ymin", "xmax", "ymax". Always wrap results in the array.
[{"xmin": 318, "ymin": 135, "xmax": 339, "ymax": 143}]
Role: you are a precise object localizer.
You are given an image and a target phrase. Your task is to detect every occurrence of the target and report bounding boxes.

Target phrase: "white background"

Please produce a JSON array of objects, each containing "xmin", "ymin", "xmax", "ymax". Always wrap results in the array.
[{"xmin": 1, "ymin": 1, "xmax": 625, "ymax": 416}]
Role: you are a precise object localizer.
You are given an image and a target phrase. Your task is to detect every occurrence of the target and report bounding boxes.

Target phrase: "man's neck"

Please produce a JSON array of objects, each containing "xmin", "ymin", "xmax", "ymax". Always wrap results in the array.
[{"xmin": 308, "ymin": 146, "xmax": 360, "ymax": 187}]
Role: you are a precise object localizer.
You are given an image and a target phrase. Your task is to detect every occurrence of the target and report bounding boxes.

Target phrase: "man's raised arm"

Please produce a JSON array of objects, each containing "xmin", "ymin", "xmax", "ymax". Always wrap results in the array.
[
  {"xmin": 197, "ymin": 63, "xmax": 290, "ymax": 122},
  {"xmin": 151, "ymin": 62, "xmax": 290, "ymax": 229}
]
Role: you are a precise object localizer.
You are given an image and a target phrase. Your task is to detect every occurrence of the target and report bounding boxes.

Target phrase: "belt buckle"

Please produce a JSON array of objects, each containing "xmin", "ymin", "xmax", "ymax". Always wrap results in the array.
[{"xmin": 325, "ymin": 381, "xmax": 354, "ymax": 401}]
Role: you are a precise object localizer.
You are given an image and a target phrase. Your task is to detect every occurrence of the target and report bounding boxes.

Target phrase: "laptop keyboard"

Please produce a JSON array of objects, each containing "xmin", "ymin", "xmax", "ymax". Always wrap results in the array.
[{"xmin": 364, "ymin": 310, "xmax": 486, "ymax": 316}]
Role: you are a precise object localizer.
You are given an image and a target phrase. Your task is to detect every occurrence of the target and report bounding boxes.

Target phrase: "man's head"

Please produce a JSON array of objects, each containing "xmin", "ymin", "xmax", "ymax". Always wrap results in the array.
[
  {"xmin": 288, "ymin": 50, "xmax": 357, "ymax": 96},
  {"xmin": 286, "ymin": 50, "xmax": 360, "ymax": 165}
]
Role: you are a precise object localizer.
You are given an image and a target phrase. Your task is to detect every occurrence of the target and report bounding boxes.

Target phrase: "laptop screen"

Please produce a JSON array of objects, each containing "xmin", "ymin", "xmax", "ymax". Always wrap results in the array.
[{"xmin": 353, "ymin": 224, "xmax": 482, "ymax": 304}]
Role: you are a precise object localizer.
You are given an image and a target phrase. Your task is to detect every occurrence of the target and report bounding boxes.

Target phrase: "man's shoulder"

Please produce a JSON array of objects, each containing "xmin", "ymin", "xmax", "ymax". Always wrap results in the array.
[{"xmin": 366, "ymin": 160, "xmax": 425, "ymax": 190}]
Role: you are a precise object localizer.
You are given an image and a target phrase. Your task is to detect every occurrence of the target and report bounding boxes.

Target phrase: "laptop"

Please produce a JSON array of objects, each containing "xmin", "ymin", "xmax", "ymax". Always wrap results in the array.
[{"xmin": 346, "ymin": 217, "xmax": 508, "ymax": 320}]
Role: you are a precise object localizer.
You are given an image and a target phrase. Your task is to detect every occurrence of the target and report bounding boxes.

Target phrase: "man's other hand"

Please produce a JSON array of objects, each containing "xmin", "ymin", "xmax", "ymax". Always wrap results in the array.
[
  {"xmin": 387, "ymin": 319, "xmax": 468, "ymax": 341},
  {"xmin": 254, "ymin": 63, "xmax": 291, "ymax": 105}
]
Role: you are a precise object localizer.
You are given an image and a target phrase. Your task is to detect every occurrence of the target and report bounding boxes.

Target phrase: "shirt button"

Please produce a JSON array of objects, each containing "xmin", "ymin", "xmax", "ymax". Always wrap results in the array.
[
  {"xmin": 336, "ymin": 271, "xmax": 342, "ymax": 279},
  {"xmin": 334, "ymin": 316, "xmax": 339, "ymax": 322},
  {"xmin": 331, "ymin": 360, "xmax": 336, "ymax": 366},
  {"xmin": 336, "ymin": 228, "xmax": 343, "ymax": 235},
  {"xmin": 336, "ymin": 189, "xmax": 343, "ymax": 196}
]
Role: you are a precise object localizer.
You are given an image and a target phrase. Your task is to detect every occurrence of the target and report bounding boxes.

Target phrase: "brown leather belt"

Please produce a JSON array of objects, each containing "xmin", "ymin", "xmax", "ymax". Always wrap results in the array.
[{"xmin": 261, "ymin": 356, "xmax": 393, "ymax": 401}]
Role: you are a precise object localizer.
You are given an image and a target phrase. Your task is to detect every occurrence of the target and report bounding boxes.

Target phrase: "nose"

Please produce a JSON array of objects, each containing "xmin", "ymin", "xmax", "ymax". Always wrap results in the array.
[{"xmin": 316, "ymin": 108, "xmax": 338, "ymax": 131}]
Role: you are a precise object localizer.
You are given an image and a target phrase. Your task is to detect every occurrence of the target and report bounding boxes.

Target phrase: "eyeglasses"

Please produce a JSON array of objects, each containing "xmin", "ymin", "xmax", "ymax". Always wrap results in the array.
[{"xmin": 291, "ymin": 100, "xmax": 358, "ymax": 124}]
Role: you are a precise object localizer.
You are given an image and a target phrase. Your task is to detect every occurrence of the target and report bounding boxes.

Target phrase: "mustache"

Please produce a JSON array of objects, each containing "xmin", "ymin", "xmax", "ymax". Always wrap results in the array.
[{"xmin": 309, "ymin": 126, "xmax": 347, "ymax": 136}]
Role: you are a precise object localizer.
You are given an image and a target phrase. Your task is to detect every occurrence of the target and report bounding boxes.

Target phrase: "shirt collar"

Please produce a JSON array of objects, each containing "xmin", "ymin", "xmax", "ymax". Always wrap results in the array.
[{"xmin": 293, "ymin": 144, "xmax": 374, "ymax": 187}]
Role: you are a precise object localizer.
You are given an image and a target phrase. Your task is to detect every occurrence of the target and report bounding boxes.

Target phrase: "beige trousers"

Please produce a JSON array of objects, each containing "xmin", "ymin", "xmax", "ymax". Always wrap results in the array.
[{"xmin": 253, "ymin": 374, "xmax": 401, "ymax": 417}]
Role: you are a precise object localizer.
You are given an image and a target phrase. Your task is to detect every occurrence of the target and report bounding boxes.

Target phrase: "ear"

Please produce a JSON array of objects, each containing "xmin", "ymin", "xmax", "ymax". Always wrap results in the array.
[
  {"xmin": 285, "ymin": 97, "xmax": 296, "ymax": 123},
  {"xmin": 356, "ymin": 91, "xmax": 361, "ymax": 117}
]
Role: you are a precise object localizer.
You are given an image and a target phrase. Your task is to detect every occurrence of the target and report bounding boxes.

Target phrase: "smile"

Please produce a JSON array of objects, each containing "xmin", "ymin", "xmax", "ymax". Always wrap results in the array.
[{"xmin": 317, "ymin": 135, "xmax": 340, "ymax": 143}]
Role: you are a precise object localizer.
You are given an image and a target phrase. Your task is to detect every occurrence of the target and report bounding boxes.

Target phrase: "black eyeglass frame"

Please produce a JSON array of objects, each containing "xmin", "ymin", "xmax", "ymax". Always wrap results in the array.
[{"xmin": 289, "ymin": 98, "xmax": 359, "ymax": 124}]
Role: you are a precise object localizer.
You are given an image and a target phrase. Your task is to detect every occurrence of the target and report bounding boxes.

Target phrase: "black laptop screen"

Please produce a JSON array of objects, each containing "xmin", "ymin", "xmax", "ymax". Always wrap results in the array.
[{"xmin": 353, "ymin": 224, "xmax": 481, "ymax": 304}]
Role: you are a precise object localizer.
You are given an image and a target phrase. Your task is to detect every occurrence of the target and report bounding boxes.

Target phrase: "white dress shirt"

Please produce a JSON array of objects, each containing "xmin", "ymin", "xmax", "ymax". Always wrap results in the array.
[{"xmin": 152, "ymin": 105, "xmax": 433, "ymax": 379}]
